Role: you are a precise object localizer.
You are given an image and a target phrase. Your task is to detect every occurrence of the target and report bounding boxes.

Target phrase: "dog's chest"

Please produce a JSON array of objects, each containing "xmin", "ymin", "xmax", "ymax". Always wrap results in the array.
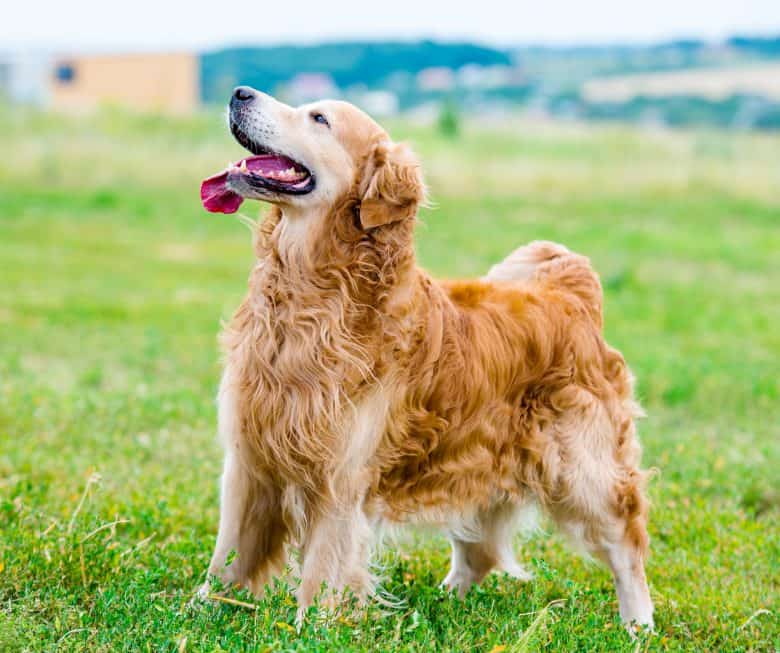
[{"xmin": 220, "ymin": 284, "xmax": 387, "ymax": 482}]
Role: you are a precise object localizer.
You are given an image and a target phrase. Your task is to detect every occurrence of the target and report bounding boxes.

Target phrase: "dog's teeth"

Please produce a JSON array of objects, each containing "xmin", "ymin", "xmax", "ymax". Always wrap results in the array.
[{"xmin": 239, "ymin": 160, "xmax": 248, "ymax": 172}]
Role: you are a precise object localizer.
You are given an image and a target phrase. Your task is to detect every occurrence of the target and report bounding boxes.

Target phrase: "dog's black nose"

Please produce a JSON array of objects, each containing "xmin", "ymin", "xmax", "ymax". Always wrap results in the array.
[{"xmin": 232, "ymin": 86, "xmax": 256, "ymax": 104}]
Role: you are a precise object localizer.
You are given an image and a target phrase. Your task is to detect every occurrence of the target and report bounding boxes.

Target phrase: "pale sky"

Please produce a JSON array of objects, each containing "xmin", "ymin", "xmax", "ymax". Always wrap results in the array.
[{"xmin": 4, "ymin": 0, "xmax": 780, "ymax": 52}]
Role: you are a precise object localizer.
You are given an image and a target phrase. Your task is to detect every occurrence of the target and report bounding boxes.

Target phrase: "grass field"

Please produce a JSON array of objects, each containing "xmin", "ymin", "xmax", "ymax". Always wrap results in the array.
[{"xmin": 1, "ymin": 105, "xmax": 779, "ymax": 652}]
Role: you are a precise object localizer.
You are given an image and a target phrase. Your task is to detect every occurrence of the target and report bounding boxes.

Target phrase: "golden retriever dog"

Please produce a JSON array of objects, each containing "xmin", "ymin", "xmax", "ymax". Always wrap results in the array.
[{"xmin": 198, "ymin": 86, "xmax": 654, "ymax": 630}]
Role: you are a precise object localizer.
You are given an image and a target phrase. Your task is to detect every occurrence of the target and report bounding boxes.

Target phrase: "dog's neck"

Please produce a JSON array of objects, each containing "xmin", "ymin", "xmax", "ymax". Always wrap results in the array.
[
  {"xmin": 222, "ymin": 201, "xmax": 419, "ymax": 491},
  {"xmin": 251, "ymin": 202, "xmax": 418, "ymax": 310},
  {"xmin": 273, "ymin": 207, "xmax": 316, "ymax": 265}
]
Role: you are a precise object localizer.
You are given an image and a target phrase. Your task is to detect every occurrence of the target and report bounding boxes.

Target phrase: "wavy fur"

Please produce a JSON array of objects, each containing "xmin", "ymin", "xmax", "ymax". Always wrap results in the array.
[{"xmin": 204, "ymin": 99, "xmax": 654, "ymax": 629}]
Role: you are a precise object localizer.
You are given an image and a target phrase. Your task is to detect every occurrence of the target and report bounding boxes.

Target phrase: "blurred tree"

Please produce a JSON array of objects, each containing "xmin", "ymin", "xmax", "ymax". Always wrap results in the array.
[
  {"xmin": 438, "ymin": 101, "xmax": 460, "ymax": 139},
  {"xmin": 200, "ymin": 41, "xmax": 510, "ymax": 104}
]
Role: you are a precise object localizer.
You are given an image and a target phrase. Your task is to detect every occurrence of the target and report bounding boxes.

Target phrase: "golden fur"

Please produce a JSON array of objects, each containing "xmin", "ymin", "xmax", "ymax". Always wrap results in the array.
[{"xmin": 202, "ymin": 90, "xmax": 654, "ymax": 630}]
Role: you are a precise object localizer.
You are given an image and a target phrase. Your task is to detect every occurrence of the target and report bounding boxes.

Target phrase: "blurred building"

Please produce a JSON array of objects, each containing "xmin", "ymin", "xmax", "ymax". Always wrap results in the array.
[
  {"xmin": 353, "ymin": 90, "xmax": 399, "ymax": 117},
  {"xmin": 457, "ymin": 64, "xmax": 524, "ymax": 90},
  {"xmin": 583, "ymin": 63, "xmax": 780, "ymax": 102},
  {"xmin": 0, "ymin": 51, "xmax": 51, "ymax": 105},
  {"xmin": 282, "ymin": 73, "xmax": 339, "ymax": 105},
  {"xmin": 49, "ymin": 52, "xmax": 198, "ymax": 114},
  {"xmin": 417, "ymin": 67, "xmax": 455, "ymax": 92}
]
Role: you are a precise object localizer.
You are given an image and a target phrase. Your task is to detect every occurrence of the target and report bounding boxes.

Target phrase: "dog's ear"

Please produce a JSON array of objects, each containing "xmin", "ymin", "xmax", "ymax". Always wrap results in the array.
[{"xmin": 359, "ymin": 141, "xmax": 425, "ymax": 229}]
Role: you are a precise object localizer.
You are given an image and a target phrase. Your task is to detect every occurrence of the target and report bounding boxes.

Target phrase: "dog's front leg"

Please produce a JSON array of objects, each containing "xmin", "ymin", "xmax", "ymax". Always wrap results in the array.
[
  {"xmin": 295, "ymin": 498, "xmax": 374, "ymax": 623},
  {"xmin": 204, "ymin": 451, "xmax": 288, "ymax": 596},
  {"xmin": 205, "ymin": 449, "xmax": 250, "ymax": 589},
  {"xmin": 201, "ymin": 369, "xmax": 289, "ymax": 598},
  {"xmin": 294, "ymin": 391, "xmax": 388, "ymax": 622}
]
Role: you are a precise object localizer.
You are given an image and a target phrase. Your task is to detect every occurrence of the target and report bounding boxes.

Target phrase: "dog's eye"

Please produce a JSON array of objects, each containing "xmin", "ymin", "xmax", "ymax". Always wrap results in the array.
[{"xmin": 310, "ymin": 112, "xmax": 330, "ymax": 128}]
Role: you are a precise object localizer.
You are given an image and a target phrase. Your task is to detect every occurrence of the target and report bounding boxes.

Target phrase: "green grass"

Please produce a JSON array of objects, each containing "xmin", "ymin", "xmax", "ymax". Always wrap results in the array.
[{"xmin": 1, "ymin": 105, "xmax": 779, "ymax": 652}]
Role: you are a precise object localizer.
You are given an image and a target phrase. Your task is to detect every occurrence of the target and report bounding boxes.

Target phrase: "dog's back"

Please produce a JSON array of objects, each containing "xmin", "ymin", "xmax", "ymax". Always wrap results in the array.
[
  {"xmin": 486, "ymin": 240, "xmax": 603, "ymax": 329},
  {"xmin": 370, "ymin": 239, "xmax": 653, "ymax": 627},
  {"xmin": 377, "ymin": 240, "xmax": 640, "ymax": 513}
]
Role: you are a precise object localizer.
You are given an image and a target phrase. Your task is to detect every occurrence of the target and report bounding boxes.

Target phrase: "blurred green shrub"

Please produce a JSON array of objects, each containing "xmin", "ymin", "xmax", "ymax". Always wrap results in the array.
[{"xmin": 438, "ymin": 101, "xmax": 460, "ymax": 139}]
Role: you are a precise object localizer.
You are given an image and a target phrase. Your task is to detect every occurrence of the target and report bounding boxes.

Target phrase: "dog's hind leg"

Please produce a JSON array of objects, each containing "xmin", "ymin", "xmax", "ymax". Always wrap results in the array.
[
  {"xmin": 600, "ymin": 531, "xmax": 653, "ymax": 630},
  {"xmin": 442, "ymin": 502, "xmax": 534, "ymax": 597},
  {"xmin": 553, "ymin": 502, "xmax": 653, "ymax": 630},
  {"xmin": 547, "ymin": 391, "xmax": 654, "ymax": 630}
]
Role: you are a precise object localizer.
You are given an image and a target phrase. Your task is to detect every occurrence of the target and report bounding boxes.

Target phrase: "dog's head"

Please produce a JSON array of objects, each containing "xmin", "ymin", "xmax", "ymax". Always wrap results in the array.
[{"xmin": 201, "ymin": 87, "xmax": 425, "ymax": 229}]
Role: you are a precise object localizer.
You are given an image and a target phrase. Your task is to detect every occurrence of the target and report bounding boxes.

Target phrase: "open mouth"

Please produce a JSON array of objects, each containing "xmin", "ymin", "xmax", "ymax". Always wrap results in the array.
[{"xmin": 200, "ymin": 123, "xmax": 315, "ymax": 214}]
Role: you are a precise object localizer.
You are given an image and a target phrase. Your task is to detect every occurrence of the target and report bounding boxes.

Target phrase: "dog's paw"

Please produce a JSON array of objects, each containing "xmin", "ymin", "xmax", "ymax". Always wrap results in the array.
[
  {"xmin": 189, "ymin": 576, "xmax": 234, "ymax": 609},
  {"xmin": 439, "ymin": 573, "xmax": 474, "ymax": 599},
  {"xmin": 187, "ymin": 581, "xmax": 213, "ymax": 611},
  {"xmin": 625, "ymin": 618, "xmax": 655, "ymax": 638},
  {"xmin": 501, "ymin": 561, "xmax": 534, "ymax": 582}
]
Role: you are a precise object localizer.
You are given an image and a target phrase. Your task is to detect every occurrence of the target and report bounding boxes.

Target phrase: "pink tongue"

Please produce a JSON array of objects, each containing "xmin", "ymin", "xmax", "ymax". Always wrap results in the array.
[{"xmin": 200, "ymin": 171, "xmax": 243, "ymax": 214}]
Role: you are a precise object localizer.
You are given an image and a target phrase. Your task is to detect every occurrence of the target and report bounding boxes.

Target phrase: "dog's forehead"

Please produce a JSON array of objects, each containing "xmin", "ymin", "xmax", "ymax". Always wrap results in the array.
[{"xmin": 311, "ymin": 100, "xmax": 387, "ymax": 157}]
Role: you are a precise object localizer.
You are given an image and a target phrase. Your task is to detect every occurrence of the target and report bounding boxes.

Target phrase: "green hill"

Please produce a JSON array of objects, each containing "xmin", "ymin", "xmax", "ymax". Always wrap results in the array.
[{"xmin": 200, "ymin": 40, "xmax": 512, "ymax": 103}]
